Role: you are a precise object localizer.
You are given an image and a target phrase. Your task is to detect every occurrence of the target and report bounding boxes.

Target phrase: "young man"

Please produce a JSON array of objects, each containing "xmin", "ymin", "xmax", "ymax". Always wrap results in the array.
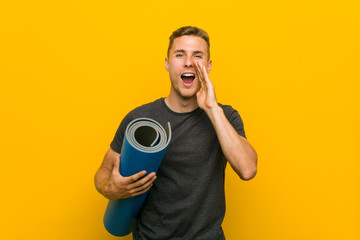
[{"xmin": 95, "ymin": 26, "xmax": 258, "ymax": 240}]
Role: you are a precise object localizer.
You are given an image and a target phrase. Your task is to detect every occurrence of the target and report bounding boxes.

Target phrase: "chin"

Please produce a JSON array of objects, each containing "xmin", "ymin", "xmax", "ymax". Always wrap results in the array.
[
  {"xmin": 179, "ymin": 90, "xmax": 199, "ymax": 99},
  {"xmin": 172, "ymin": 84, "xmax": 200, "ymax": 99},
  {"xmin": 180, "ymin": 94, "xmax": 196, "ymax": 99}
]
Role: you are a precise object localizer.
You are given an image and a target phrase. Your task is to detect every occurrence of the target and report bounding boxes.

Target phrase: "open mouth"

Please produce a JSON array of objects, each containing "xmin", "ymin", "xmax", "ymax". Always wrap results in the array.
[{"xmin": 181, "ymin": 73, "xmax": 195, "ymax": 84}]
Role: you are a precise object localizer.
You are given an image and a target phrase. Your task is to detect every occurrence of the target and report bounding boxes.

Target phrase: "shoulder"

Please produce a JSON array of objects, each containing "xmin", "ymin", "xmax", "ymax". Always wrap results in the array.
[
  {"xmin": 113, "ymin": 98, "xmax": 163, "ymax": 137},
  {"xmin": 110, "ymin": 98, "xmax": 165, "ymax": 153},
  {"xmin": 126, "ymin": 98, "xmax": 164, "ymax": 118},
  {"xmin": 218, "ymin": 103, "xmax": 246, "ymax": 138},
  {"xmin": 218, "ymin": 103, "xmax": 241, "ymax": 119},
  {"xmin": 218, "ymin": 103, "xmax": 236, "ymax": 112}
]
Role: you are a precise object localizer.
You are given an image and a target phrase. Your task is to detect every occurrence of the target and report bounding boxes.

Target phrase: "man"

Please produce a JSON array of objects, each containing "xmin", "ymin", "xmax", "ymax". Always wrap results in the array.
[{"xmin": 95, "ymin": 26, "xmax": 258, "ymax": 240}]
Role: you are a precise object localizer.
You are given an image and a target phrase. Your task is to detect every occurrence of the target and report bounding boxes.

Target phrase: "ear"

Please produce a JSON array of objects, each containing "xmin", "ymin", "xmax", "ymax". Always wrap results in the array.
[
  {"xmin": 165, "ymin": 58, "xmax": 169, "ymax": 72},
  {"xmin": 207, "ymin": 60, "xmax": 212, "ymax": 73}
]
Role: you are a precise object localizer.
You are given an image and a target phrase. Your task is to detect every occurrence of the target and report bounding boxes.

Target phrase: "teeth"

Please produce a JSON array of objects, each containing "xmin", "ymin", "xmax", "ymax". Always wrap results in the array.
[{"xmin": 182, "ymin": 73, "xmax": 195, "ymax": 77}]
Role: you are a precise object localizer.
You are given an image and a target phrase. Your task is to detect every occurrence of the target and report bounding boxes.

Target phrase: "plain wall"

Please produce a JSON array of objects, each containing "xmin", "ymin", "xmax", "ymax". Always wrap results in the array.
[{"xmin": 1, "ymin": 0, "xmax": 359, "ymax": 239}]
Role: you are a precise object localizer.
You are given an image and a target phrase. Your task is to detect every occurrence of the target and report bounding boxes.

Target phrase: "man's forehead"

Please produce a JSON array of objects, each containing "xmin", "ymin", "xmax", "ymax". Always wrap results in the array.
[{"xmin": 171, "ymin": 36, "xmax": 208, "ymax": 53}]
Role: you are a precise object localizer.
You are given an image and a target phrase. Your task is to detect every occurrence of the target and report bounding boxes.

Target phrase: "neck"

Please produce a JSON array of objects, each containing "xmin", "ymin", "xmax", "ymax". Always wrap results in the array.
[{"xmin": 164, "ymin": 93, "xmax": 198, "ymax": 113}]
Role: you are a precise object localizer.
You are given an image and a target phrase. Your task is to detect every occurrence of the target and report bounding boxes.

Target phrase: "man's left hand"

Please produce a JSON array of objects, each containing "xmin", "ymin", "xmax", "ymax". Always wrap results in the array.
[{"xmin": 195, "ymin": 61, "xmax": 218, "ymax": 112}]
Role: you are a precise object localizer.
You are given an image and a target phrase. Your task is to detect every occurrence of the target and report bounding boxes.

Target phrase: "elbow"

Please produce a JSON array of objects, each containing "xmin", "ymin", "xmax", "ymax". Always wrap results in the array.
[
  {"xmin": 240, "ymin": 167, "xmax": 257, "ymax": 181},
  {"xmin": 239, "ymin": 153, "xmax": 258, "ymax": 181},
  {"xmin": 231, "ymin": 147, "xmax": 258, "ymax": 181}
]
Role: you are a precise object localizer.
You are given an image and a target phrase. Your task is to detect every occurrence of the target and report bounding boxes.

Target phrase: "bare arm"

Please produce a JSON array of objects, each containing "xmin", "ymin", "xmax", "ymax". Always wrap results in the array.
[
  {"xmin": 195, "ymin": 61, "xmax": 258, "ymax": 180},
  {"xmin": 205, "ymin": 106, "xmax": 257, "ymax": 180},
  {"xmin": 94, "ymin": 148, "xmax": 157, "ymax": 200}
]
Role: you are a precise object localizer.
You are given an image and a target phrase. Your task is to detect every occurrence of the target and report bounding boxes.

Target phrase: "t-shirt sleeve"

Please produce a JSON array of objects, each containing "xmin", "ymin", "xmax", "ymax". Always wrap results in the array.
[
  {"xmin": 222, "ymin": 105, "xmax": 247, "ymax": 139},
  {"xmin": 110, "ymin": 114, "xmax": 134, "ymax": 154}
]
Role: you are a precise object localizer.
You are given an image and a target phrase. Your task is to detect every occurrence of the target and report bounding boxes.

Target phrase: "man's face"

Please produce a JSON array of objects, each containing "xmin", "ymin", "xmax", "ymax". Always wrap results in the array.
[{"xmin": 165, "ymin": 35, "xmax": 212, "ymax": 99}]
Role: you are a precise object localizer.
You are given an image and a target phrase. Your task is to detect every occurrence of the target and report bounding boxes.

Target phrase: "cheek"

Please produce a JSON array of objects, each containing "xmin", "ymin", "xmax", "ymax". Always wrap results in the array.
[
  {"xmin": 201, "ymin": 59, "xmax": 208, "ymax": 66},
  {"xmin": 169, "ymin": 62, "xmax": 182, "ymax": 73}
]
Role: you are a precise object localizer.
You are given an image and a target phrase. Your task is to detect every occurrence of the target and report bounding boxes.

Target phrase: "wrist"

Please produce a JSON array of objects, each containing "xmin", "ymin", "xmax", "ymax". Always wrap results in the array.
[{"xmin": 205, "ymin": 104, "xmax": 223, "ymax": 119}]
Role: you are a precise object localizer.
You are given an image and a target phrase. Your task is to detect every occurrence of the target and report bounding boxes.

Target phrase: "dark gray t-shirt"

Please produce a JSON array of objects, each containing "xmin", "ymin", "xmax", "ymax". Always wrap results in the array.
[{"xmin": 110, "ymin": 98, "xmax": 246, "ymax": 240}]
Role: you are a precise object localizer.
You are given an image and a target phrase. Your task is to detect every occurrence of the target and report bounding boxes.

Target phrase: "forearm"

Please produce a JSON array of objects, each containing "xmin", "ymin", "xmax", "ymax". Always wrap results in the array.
[
  {"xmin": 206, "ymin": 106, "xmax": 258, "ymax": 180},
  {"xmin": 94, "ymin": 167, "xmax": 112, "ymax": 197},
  {"xmin": 94, "ymin": 149, "xmax": 157, "ymax": 200}
]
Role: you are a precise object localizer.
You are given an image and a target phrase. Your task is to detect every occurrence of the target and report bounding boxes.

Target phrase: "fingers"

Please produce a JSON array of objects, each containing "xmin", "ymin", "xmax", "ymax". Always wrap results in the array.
[
  {"xmin": 128, "ymin": 183, "xmax": 153, "ymax": 197},
  {"xmin": 107, "ymin": 154, "xmax": 158, "ymax": 199},
  {"xmin": 111, "ymin": 155, "xmax": 147, "ymax": 182},
  {"xmin": 132, "ymin": 183, "xmax": 154, "ymax": 196},
  {"xmin": 195, "ymin": 61, "xmax": 206, "ymax": 90},
  {"xmin": 128, "ymin": 174, "xmax": 157, "ymax": 197},
  {"xmin": 195, "ymin": 61, "xmax": 212, "ymax": 92},
  {"xmin": 200, "ymin": 62, "xmax": 213, "ymax": 88},
  {"xmin": 132, "ymin": 172, "xmax": 156, "ymax": 187},
  {"xmin": 125, "ymin": 170, "xmax": 148, "ymax": 183},
  {"xmin": 195, "ymin": 61, "xmax": 205, "ymax": 80},
  {"xmin": 195, "ymin": 66, "xmax": 205, "ymax": 94}
]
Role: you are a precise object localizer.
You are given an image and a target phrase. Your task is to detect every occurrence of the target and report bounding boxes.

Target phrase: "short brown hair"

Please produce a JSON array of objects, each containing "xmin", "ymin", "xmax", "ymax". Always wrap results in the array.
[{"xmin": 167, "ymin": 26, "xmax": 210, "ymax": 60}]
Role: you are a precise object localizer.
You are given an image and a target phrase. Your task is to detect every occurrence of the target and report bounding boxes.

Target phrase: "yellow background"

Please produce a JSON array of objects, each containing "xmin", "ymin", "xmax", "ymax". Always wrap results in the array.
[{"xmin": 1, "ymin": 0, "xmax": 359, "ymax": 239}]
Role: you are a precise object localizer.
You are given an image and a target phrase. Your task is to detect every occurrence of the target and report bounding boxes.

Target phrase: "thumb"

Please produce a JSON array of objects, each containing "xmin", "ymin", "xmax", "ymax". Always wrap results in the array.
[{"xmin": 112, "ymin": 155, "xmax": 121, "ymax": 176}]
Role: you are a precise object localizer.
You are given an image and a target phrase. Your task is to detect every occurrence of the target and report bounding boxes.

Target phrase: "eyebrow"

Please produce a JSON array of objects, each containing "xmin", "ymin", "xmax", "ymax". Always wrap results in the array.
[
  {"xmin": 193, "ymin": 51, "xmax": 204, "ymax": 55},
  {"xmin": 173, "ymin": 49, "xmax": 205, "ymax": 55}
]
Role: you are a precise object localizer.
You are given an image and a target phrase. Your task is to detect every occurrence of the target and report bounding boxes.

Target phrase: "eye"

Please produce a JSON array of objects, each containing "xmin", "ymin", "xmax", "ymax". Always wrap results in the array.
[
  {"xmin": 195, "ymin": 55, "xmax": 203, "ymax": 59},
  {"xmin": 176, "ymin": 54, "xmax": 184, "ymax": 57}
]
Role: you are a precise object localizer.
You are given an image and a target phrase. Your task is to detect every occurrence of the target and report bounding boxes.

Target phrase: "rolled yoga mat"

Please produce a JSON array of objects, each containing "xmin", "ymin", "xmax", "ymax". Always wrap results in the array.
[{"xmin": 103, "ymin": 118, "xmax": 172, "ymax": 237}]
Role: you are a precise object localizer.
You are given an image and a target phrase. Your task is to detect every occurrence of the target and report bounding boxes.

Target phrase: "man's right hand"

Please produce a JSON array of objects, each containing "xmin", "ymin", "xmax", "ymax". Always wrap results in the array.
[{"xmin": 94, "ymin": 148, "xmax": 157, "ymax": 200}]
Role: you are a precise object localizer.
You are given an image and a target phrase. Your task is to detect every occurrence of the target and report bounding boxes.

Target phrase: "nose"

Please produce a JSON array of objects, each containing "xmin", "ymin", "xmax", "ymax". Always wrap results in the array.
[{"xmin": 184, "ymin": 56, "xmax": 194, "ymax": 68}]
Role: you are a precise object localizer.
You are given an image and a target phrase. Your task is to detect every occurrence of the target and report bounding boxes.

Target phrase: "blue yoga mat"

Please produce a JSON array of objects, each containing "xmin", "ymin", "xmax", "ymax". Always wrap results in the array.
[{"xmin": 103, "ymin": 118, "xmax": 172, "ymax": 236}]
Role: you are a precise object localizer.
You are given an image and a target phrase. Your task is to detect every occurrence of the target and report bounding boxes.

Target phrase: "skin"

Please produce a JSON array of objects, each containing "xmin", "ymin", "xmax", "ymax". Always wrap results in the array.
[
  {"xmin": 94, "ymin": 35, "xmax": 258, "ymax": 200},
  {"xmin": 94, "ymin": 148, "xmax": 157, "ymax": 200},
  {"xmin": 165, "ymin": 35, "xmax": 257, "ymax": 180},
  {"xmin": 165, "ymin": 35, "xmax": 212, "ymax": 112},
  {"xmin": 194, "ymin": 60, "xmax": 258, "ymax": 180}
]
